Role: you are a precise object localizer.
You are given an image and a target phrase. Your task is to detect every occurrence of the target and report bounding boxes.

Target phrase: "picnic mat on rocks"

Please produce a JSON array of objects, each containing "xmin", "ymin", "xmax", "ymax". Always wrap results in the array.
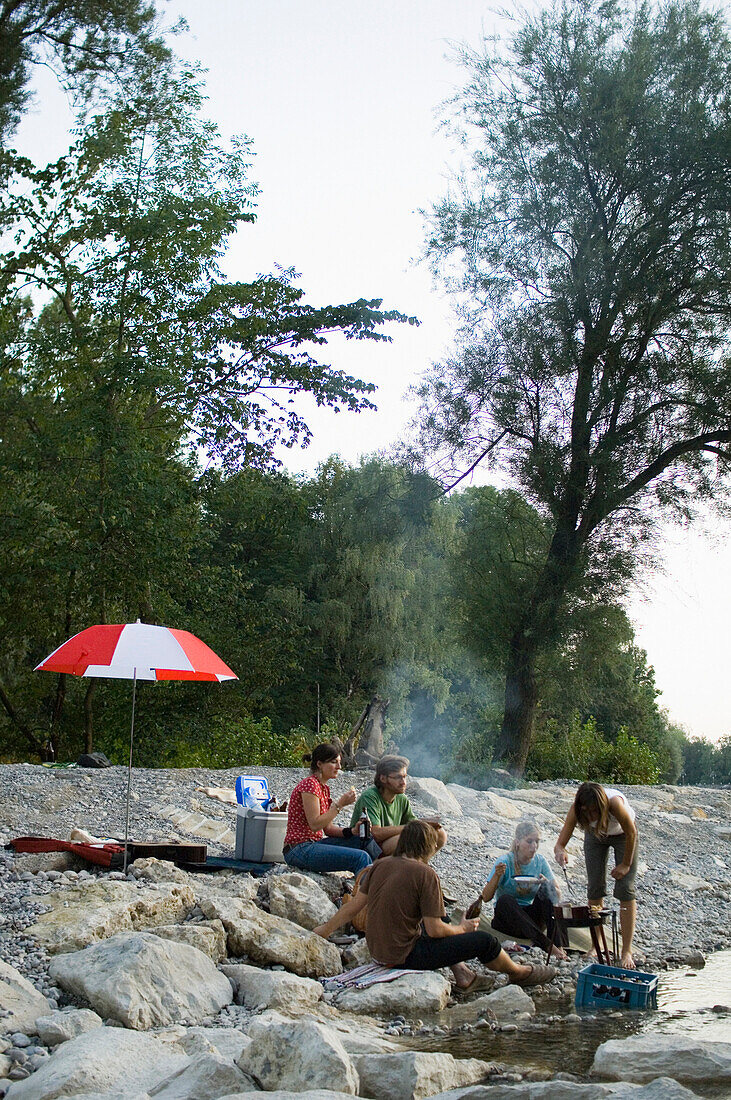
[{"xmin": 321, "ymin": 962, "xmax": 425, "ymax": 991}]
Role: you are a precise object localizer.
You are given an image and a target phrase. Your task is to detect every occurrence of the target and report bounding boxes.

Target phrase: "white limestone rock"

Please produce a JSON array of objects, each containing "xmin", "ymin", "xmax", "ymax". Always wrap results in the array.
[
  {"xmin": 34, "ymin": 1007, "xmax": 103, "ymax": 1046},
  {"xmin": 148, "ymin": 919, "xmax": 227, "ymax": 962},
  {"xmin": 353, "ymin": 1051, "xmax": 492, "ymax": 1100},
  {"xmin": 48, "ymin": 932, "xmax": 233, "ymax": 1030},
  {"xmin": 199, "ymin": 896, "xmax": 342, "ymax": 977},
  {"xmin": 11, "ymin": 852, "xmax": 81, "ymax": 875},
  {"xmin": 429, "ymin": 1078, "xmax": 703, "ymax": 1099},
  {"xmin": 218, "ymin": 1093, "xmax": 358, "ymax": 1100},
  {"xmin": 592, "ymin": 1034, "xmax": 731, "ymax": 1082},
  {"xmin": 239, "ymin": 1013, "xmax": 358, "ymax": 1095},
  {"xmin": 160, "ymin": 805, "xmax": 235, "ymax": 847},
  {"xmin": 0, "ymin": 958, "xmax": 51, "ymax": 1035},
  {"xmin": 463, "ymin": 983, "xmax": 535, "ymax": 1021},
  {"xmin": 333, "ymin": 970, "xmax": 451, "ymax": 1016},
  {"xmin": 26, "ymin": 881, "xmax": 195, "ymax": 954},
  {"xmin": 342, "ymin": 937, "xmax": 372, "ymax": 968},
  {"xmin": 1, "ymin": 1026, "xmax": 188, "ymax": 1099},
  {"xmin": 147, "ymin": 1051, "xmax": 254, "ymax": 1099},
  {"xmin": 130, "ymin": 858, "xmax": 190, "ymax": 884},
  {"xmin": 221, "ymin": 963, "xmax": 323, "ymax": 1010},
  {"xmin": 441, "ymin": 818, "xmax": 487, "ymax": 846},
  {"xmin": 267, "ymin": 872, "xmax": 338, "ymax": 930},
  {"xmin": 173, "ymin": 1027, "xmax": 251, "ymax": 1063},
  {"xmin": 325, "ymin": 1019, "xmax": 400, "ymax": 1057},
  {"xmin": 667, "ymin": 870, "xmax": 710, "ymax": 892},
  {"xmin": 406, "ymin": 778, "xmax": 462, "ymax": 817}
]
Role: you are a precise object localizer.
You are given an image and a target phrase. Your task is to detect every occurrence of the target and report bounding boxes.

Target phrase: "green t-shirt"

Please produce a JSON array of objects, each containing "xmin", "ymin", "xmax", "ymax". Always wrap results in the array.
[{"xmin": 350, "ymin": 785, "xmax": 416, "ymax": 829}]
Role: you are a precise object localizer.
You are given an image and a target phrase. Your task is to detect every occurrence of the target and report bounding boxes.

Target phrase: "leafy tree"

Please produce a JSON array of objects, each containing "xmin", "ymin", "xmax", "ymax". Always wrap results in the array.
[
  {"xmin": 681, "ymin": 734, "xmax": 731, "ymax": 784},
  {"xmin": 0, "ymin": 0, "xmax": 174, "ymax": 144},
  {"xmin": 298, "ymin": 458, "xmax": 441, "ymax": 736},
  {"xmin": 417, "ymin": 0, "xmax": 731, "ymax": 771},
  {"xmin": 0, "ymin": 68, "xmax": 412, "ymax": 759}
]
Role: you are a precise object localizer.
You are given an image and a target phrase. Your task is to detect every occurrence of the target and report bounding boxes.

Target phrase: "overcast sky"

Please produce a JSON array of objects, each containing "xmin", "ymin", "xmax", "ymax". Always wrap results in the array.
[{"xmin": 15, "ymin": 0, "xmax": 731, "ymax": 743}]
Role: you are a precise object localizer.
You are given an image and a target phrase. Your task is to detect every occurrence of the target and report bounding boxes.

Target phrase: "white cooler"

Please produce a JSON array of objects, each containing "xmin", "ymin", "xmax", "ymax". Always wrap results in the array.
[{"xmin": 235, "ymin": 806, "xmax": 287, "ymax": 863}]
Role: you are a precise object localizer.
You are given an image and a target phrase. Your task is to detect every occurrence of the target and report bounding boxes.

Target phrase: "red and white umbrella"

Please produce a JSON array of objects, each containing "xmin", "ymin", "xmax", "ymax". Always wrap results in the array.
[
  {"xmin": 35, "ymin": 622, "xmax": 237, "ymax": 682},
  {"xmin": 36, "ymin": 621, "xmax": 237, "ymax": 867}
]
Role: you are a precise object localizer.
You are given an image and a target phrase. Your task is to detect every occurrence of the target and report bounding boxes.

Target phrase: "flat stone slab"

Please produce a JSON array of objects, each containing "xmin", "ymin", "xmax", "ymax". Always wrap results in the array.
[{"xmin": 26, "ymin": 880, "xmax": 195, "ymax": 954}]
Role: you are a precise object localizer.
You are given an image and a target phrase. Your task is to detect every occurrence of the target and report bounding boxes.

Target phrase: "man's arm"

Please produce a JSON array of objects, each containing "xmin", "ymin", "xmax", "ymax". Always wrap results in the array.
[
  {"xmin": 313, "ymin": 892, "xmax": 368, "ymax": 939},
  {"xmin": 422, "ymin": 915, "xmax": 479, "ymax": 939},
  {"xmin": 350, "ymin": 788, "xmax": 403, "ymax": 843}
]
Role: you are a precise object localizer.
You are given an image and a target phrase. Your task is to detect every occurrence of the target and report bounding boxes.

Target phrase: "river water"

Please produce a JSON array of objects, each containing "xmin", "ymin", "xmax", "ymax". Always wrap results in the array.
[{"xmin": 410, "ymin": 950, "xmax": 731, "ymax": 1096}]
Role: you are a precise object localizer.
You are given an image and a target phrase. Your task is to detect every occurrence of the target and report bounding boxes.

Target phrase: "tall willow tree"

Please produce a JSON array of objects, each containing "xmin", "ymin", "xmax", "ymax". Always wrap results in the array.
[{"xmin": 417, "ymin": 0, "xmax": 731, "ymax": 772}]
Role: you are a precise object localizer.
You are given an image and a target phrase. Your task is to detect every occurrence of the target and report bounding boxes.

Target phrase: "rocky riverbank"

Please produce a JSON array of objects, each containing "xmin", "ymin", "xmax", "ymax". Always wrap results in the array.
[{"xmin": 0, "ymin": 763, "xmax": 730, "ymax": 1099}]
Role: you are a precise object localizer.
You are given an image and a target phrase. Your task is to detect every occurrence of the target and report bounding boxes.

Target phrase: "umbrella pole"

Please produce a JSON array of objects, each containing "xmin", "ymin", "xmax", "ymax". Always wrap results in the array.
[{"xmin": 123, "ymin": 668, "xmax": 138, "ymax": 874}]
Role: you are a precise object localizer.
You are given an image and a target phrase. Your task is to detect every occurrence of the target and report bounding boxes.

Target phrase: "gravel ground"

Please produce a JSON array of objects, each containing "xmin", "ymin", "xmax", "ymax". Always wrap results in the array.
[{"xmin": 1, "ymin": 762, "xmax": 730, "ymax": 1001}]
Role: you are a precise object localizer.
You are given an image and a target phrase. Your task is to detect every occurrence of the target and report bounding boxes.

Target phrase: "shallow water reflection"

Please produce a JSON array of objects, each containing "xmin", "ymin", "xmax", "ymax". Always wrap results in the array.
[{"xmin": 408, "ymin": 950, "xmax": 731, "ymax": 1096}]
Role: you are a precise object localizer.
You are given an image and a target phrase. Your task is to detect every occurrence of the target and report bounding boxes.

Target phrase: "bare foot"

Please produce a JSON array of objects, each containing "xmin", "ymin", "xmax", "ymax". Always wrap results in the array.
[
  {"xmin": 621, "ymin": 952, "xmax": 636, "ymax": 969},
  {"xmin": 552, "ymin": 947, "xmax": 568, "ymax": 961},
  {"xmin": 452, "ymin": 962, "xmax": 476, "ymax": 989}
]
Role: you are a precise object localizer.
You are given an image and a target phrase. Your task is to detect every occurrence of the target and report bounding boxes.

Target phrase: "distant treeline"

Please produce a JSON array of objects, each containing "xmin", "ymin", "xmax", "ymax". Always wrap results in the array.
[{"xmin": 2, "ymin": 454, "xmax": 723, "ymax": 785}]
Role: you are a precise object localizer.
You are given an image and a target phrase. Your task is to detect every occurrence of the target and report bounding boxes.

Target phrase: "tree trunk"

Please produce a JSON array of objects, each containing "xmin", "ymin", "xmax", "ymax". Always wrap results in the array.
[
  {"xmin": 0, "ymin": 680, "xmax": 44, "ymax": 759},
  {"xmin": 338, "ymin": 695, "xmax": 389, "ymax": 768},
  {"xmin": 354, "ymin": 695, "xmax": 388, "ymax": 766},
  {"xmin": 494, "ymin": 517, "xmax": 583, "ymax": 774},
  {"xmin": 493, "ymin": 630, "xmax": 539, "ymax": 774}
]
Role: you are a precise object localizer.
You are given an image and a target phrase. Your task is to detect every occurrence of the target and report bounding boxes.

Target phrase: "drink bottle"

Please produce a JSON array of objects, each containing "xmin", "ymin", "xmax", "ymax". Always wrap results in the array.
[
  {"xmin": 358, "ymin": 810, "xmax": 371, "ymax": 840},
  {"xmin": 465, "ymin": 896, "xmax": 483, "ymax": 920}
]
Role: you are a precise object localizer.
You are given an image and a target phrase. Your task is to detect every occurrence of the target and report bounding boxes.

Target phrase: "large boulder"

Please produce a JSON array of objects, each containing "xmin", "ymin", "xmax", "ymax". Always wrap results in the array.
[
  {"xmin": 239, "ymin": 1013, "xmax": 359, "ymax": 1095},
  {"xmin": 149, "ymin": 919, "xmax": 227, "ymax": 962},
  {"xmin": 0, "ymin": 958, "xmax": 51, "ymax": 1035},
  {"xmin": 147, "ymin": 1051, "xmax": 254, "ymax": 1099},
  {"xmin": 26, "ymin": 881, "xmax": 195, "ymax": 954},
  {"xmin": 1, "ymin": 1026, "xmax": 188, "ymax": 1099},
  {"xmin": 199, "ymin": 897, "xmax": 341, "ymax": 977},
  {"xmin": 34, "ymin": 1007, "xmax": 103, "ymax": 1046},
  {"xmin": 221, "ymin": 963, "xmax": 323, "ymax": 1011},
  {"xmin": 353, "ymin": 1051, "xmax": 492, "ymax": 1100},
  {"xmin": 48, "ymin": 932, "xmax": 233, "ymax": 1030},
  {"xmin": 592, "ymin": 1035, "xmax": 731, "ymax": 1083},
  {"xmin": 406, "ymin": 778, "xmax": 462, "ymax": 817},
  {"xmin": 333, "ymin": 971, "xmax": 450, "ymax": 1017},
  {"xmin": 267, "ymin": 873, "xmax": 338, "ymax": 930}
]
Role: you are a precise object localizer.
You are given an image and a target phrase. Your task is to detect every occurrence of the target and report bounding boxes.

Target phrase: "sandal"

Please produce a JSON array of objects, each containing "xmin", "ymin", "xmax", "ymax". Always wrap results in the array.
[
  {"xmin": 457, "ymin": 973, "xmax": 494, "ymax": 995},
  {"xmin": 511, "ymin": 963, "xmax": 557, "ymax": 988}
]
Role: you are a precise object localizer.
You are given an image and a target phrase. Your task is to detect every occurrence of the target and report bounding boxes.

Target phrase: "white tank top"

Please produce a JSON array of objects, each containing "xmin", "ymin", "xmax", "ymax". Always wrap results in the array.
[{"xmin": 590, "ymin": 786, "xmax": 635, "ymax": 836}]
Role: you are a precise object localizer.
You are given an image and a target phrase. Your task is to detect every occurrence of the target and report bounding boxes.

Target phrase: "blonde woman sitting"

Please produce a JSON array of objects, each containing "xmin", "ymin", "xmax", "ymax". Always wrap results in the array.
[{"xmin": 481, "ymin": 819, "xmax": 568, "ymax": 960}]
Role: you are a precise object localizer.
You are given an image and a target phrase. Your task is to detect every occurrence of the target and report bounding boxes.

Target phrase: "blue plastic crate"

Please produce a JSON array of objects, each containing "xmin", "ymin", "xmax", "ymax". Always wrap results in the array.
[{"xmin": 575, "ymin": 962, "xmax": 658, "ymax": 1010}]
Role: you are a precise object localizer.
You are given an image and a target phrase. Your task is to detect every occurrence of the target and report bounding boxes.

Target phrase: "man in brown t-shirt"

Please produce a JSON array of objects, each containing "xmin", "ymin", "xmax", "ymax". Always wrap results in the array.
[{"xmin": 314, "ymin": 820, "xmax": 557, "ymax": 990}]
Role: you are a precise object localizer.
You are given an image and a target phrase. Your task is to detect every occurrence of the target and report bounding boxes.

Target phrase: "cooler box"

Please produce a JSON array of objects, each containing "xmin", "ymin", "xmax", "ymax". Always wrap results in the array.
[
  {"xmin": 575, "ymin": 962, "xmax": 658, "ymax": 1010},
  {"xmin": 235, "ymin": 806, "xmax": 287, "ymax": 863}
]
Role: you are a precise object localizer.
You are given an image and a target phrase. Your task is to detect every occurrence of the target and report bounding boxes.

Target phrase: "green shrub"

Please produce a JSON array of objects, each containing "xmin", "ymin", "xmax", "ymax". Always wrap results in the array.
[
  {"xmin": 105, "ymin": 712, "xmax": 301, "ymax": 770},
  {"xmin": 526, "ymin": 714, "xmax": 660, "ymax": 784}
]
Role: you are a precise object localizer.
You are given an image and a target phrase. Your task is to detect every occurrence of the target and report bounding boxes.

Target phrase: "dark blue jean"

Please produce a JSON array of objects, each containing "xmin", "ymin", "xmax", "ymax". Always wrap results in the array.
[{"xmin": 284, "ymin": 835, "xmax": 375, "ymax": 874}]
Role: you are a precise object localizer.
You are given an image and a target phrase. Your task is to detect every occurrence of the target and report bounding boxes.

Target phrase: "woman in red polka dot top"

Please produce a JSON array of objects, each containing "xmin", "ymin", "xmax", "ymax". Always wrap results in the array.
[{"xmin": 283, "ymin": 742, "xmax": 377, "ymax": 874}]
